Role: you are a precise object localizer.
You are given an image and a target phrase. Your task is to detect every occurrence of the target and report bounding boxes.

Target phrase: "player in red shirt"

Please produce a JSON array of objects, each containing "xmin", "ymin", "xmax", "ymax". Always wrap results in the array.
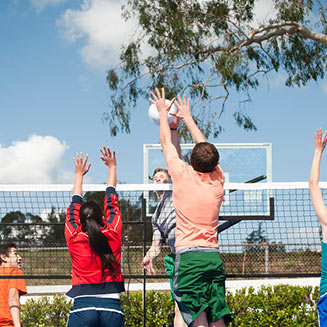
[{"xmin": 65, "ymin": 146, "xmax": 124, "ymax": 327}]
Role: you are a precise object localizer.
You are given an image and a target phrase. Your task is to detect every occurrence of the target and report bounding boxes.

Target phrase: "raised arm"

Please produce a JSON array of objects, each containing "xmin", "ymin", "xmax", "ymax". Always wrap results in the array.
[
  {"xmin": 169, "ymin": 117, "xmax": 182, "ymax": 158},
  {"xmin": 149, "ymin": 88, "xmax": 179, "ymax": 165},
  {"xmin": 174, "ymin": 94, "xmax": 206, "ymax": 144},
  {"xmin": 100, "ymin": 146, "xmax": 121, "ymax": 231},
  {"xmin": 66, "ymin": 153, "xmax": 90, "ymax": 238},
  {"xmin": 309, "ymin": 128, "xmax": 327, "ymax": 242},
  {"xmin": 100, "ymin": 146, "xmax": 117, "ymax": 187},
  {"xmin": 72, "ymin": 153, "xmax": 91, "ymax": 196}
]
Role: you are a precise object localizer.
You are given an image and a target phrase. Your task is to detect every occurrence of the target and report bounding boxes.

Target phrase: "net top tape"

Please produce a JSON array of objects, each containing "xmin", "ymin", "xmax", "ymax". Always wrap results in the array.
[{"xmin": 0, "ymin": 182, "xmax": 327, "ymax": 192}]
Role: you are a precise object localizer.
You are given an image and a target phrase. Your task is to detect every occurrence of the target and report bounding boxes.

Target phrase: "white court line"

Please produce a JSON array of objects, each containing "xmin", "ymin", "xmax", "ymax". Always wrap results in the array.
[{"xmin": 21, "ymin": 278, "xmax": 320, "ymax": 304}]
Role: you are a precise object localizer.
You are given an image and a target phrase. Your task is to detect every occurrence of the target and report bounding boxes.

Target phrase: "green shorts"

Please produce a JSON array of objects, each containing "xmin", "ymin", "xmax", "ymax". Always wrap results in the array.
[
  {"xmin": 164, "ymin": 253, "xmax": 176, "ymax": 301},
  {"xmin": 173, "ymin": 248, "xmax": 233, "ymax": 326}
]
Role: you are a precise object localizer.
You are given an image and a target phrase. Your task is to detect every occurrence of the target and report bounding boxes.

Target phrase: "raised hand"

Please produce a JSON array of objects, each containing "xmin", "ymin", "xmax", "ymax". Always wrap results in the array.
[
  {"xmin": 314, "ymin": 128, "xmax": 327, "ymax": 154},
  {"xmin": 100, "ymin": 146, "xmax": 116, "ymax": 168},
  {"xmin": 149, "ymin": 87, "xmax": 175, "ymax": 115},
  {"xmin": 73, "ymin": 153, "xmax": 91, "ymax": 176},
  {"xmin": 173, "ymin": 94, "xmax": 191, "ymax": 121},
  {"xmin": 100, "ymin": 146, "xmax": 117, "ymax": 187}
]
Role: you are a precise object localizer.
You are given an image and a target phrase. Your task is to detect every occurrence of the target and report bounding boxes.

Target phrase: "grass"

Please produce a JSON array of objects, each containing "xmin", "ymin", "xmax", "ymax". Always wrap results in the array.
[{"xmin": 13, "ymin": 244, "xmax": 322, "ymax": 286}]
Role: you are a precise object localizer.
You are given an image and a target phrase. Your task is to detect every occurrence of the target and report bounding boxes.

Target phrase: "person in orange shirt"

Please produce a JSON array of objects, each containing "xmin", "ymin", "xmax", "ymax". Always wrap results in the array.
[
  {"xmin": 150, "ymin": 88, "xmax": 232, "ymax": 327},
  {"xmin": 0, "ymin": 243, "xmax": 26, "ymax": 327}
]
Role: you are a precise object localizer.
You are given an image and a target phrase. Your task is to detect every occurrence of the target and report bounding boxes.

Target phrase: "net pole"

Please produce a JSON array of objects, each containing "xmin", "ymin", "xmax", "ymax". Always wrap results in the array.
[{"xmin": 142, "ymin": 197, "xmax": 147, "ymax": 327}]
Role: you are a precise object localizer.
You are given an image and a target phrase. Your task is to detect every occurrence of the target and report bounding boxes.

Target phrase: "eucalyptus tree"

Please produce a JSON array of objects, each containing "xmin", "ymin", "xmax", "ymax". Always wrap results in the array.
[{"xmin": 106, "ymin": 0, "xmax": 327, "ymax": 140}]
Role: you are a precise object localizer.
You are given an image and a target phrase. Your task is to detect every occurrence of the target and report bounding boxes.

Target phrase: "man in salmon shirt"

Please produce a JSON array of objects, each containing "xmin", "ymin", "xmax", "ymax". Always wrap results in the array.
[
  {"xmin": 149, "ymin": 88, "xmax": 233, "ymax": 327},
  {"xmin": 0, "ymin": 243, "xmax": 26, "ymax": 327}
]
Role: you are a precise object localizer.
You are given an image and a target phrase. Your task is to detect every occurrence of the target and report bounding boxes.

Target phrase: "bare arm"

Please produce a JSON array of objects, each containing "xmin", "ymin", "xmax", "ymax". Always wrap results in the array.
[
  {"xmin": 100, "ymin": 146, "xmax": 117, "ymax": 187},
  {"xmin": 8, "ymin": 288, "xmax": 21, "ymax": 327},
  {"xmin": 174, "ymin": 94, "xmax": 206, "ymax": 144},
  {"xmin": 309, "ymin": 128, "xmax": 327, "ymax": 242},
  {"xmin": 169, "ymin": 117, "xmax": 182, "ymax": 158},
  {"xmin": 149, "ymin": 88, "xmax": 180, "ymax": 166},
  {"xmin": 142, "ymin": 240, "xmax": 162, "ymax": 275},
  {"xmin": 72, "ymin": 153, "xmax": 91, "ymax": 196}
]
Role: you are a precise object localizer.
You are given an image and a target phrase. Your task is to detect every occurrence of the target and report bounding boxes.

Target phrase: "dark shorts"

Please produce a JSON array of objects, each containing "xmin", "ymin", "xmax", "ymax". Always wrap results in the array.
[
  {"xmin": 173, "ymin": 248, "xmax": 233, "ymax": 326},
  {"xmin": 67, "ymin": 297, "xmax": 124, "ymax": 327}
]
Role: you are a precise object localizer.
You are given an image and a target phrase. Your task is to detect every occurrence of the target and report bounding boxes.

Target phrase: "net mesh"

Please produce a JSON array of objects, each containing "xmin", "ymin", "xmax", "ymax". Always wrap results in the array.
[{"xmin": 0, "ymin": 182, "xmax": 325, "ymax": 284}]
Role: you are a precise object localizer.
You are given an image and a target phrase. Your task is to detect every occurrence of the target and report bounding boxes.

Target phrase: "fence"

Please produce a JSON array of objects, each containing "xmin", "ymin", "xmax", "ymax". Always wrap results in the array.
[{"xmin": 0, "ymin": 182, "xmax": 325, "ymax": 324}]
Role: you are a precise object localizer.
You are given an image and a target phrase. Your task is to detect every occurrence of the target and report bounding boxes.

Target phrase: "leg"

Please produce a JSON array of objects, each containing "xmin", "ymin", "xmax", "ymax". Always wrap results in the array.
[
  {"xmin": 191, "ymin": 312, "xmax": 208, "ymax": 327},
  {"xmin": 207, "ymin": 253, "xmax": 232, "ymax": 326},
  {"xmin": 209, "ymin": 318, "xmax": 226, "ymax": 327},
  {"xmin": 174, "ymin": 302, "xmax": 187, "ymax": 327}
]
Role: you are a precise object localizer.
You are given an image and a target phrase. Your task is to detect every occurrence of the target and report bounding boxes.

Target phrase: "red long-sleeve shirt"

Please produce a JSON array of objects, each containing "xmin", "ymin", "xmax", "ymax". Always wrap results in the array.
[{"xmin": 65, "ymin": 186, "xmax": 124, "ymax": 298}]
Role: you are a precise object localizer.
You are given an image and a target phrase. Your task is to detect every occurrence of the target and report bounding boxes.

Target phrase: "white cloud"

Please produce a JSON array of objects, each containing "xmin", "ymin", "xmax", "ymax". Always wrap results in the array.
[
  {"xmin": 57, "ymin": 0, "xmax": 137, "ymax": 70},
  {"xmin": 30, "ymin": 0, "xmax": 67, "ymax": 12},
  {"xmin": 0, "ymin": 135, "xmax": 70, "ymax": 184},
  {"xmin": 253, "ymin": 0, "xmax": 277, "ymax": 24},
  {"xmin": 55, "ymin": 0, "xmax": 280, "ymax": 71}
]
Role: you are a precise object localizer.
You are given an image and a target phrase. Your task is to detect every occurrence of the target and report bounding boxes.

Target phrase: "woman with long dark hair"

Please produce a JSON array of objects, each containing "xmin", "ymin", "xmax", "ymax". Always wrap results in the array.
[{"xmin": 65, "ymin": 147, "xmax": 124, "ymax": 327}]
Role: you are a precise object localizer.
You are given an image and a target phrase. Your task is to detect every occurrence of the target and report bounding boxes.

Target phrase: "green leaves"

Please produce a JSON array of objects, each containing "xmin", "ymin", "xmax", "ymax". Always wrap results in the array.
[
  {"xmin": 105, "ymin": 0, "xmax": 327, "ymax": 140},
  {"xmin": 228, "ymin": 284, "xmax": 319, "ymax": 326},
  {"xmin": 21, "ymin": 285, "xmax": 320, "ymax": 326},
  {"xmin": 21, "ymin": 294, "xmax": 72, "ymax": 327}
]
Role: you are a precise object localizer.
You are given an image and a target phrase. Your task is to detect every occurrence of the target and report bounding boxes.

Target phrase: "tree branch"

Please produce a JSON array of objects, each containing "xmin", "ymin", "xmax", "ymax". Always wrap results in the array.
[{"xmin": 237, "ymin": 21, "xmax": 327, "ymax": 51}]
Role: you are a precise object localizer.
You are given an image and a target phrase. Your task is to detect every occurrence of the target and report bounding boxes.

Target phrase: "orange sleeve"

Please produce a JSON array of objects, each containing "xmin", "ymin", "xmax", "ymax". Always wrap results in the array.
[{"xmin": 9, "ymin": 269, "xmax": 27, "ymax": 296}]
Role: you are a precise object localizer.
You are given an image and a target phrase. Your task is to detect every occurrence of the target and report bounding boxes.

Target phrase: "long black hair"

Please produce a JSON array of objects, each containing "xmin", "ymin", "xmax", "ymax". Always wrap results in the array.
[{"xmin": 79, "ymin": 200, "xmax": 118, "ymax": 278}]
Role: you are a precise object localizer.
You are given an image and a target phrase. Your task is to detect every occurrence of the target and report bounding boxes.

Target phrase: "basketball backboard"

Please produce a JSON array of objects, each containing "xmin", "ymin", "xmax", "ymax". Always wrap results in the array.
[{"xmin": 143, "ymin": 143, "xmax": 273, "ymax": 219}]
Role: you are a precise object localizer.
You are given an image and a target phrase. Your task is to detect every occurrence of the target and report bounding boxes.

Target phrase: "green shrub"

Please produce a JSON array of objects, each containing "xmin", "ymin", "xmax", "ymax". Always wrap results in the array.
[
  {"xmin": 21, "ymin": 294, "xmax": 72, "ymax": 327},
  {"xmin": 21, "ymin": 285, "xmax": 320, "ymax": 327},
  {"xmin": 122, "ymin": 290, "xmax": 174, "ymax": 327},
  {"xmin": 227, "ymin": 285, "xmax": 319, "ymax": 327}
]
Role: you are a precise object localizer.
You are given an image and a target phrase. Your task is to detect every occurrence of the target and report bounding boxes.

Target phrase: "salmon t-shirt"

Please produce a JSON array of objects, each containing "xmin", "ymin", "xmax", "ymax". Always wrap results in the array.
[
  {"xmin": 0, "ymin": 267, "xmax": 27, "ymax": 327},
  {"xmin": 167, "ymin": 157, "xmax": 224, "ymax": 248}
]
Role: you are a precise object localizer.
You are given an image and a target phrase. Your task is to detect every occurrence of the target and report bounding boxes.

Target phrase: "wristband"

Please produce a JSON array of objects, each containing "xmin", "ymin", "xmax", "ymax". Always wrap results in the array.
[{"xmin": 170, "ymin": 128, "xmax": 177, "ymax": 131}]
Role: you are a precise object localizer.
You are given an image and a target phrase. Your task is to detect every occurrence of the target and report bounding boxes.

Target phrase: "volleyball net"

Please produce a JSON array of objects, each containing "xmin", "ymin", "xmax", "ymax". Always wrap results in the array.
[{"xmin": 0, "ymin": 182, "xmax": 325, "ymax": 283}]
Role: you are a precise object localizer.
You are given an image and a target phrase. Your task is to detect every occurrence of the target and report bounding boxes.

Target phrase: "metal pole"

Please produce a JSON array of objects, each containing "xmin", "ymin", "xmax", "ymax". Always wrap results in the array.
[
  {"xmin": 265, "ymin": 243, "xmax": 269, "ymax": 278},
  {"xmin": 142, "ymin": 197, "xmax": 146, "ymax": 327}
]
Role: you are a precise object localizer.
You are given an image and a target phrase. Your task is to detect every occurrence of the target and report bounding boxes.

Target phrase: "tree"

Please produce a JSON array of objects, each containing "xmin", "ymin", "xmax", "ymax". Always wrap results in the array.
[
  {"xmin": 106, "ymin": 0, "xmax": 327, "ymax": 140},
  {"xmin": 0, "ymin": 211, "xmax": 44, "ymax": 245},
  {"xmin": 46, "ymin": 208, "xmax": 66, "ymax": 245},
  {"xmin": 244, "ymin": 222, "xmax": 267, "ymax": 252}
]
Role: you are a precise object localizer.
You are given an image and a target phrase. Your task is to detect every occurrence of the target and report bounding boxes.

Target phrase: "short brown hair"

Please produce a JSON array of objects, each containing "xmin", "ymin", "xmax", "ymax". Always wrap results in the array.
[
  {"xmin": 152, "ymin": 168, "xmax": 170, "ymax": 179},
  {"xmin": 190, "ymin": 142, "xmax": 219, "ymax": 173}
]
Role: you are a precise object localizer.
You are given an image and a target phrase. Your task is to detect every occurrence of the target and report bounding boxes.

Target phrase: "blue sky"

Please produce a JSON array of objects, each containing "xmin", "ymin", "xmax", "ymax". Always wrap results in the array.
[{"xmin": 0, "ymin": 0, "xmax": 327, "ymax": 185}]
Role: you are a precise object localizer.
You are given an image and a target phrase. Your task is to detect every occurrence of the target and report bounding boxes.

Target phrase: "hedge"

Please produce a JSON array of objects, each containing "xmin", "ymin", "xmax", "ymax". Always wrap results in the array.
[{"xmin": 21, "ymin": 285, "xmax": 320, "ymax": 326}]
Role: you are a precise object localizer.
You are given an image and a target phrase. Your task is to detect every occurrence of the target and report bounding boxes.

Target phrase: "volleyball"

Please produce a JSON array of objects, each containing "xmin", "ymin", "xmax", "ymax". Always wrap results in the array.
[{"xmin": 148, "ymin": 100, "xmax": 177, "ymax": 125}]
